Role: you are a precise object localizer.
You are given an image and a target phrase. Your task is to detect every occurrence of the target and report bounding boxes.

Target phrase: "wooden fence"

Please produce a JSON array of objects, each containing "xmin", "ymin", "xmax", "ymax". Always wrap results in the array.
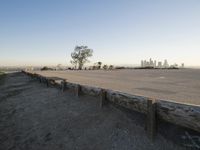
[{"xmin": 22, "ymin": 71, "xmax": 200, "ymax": 141}]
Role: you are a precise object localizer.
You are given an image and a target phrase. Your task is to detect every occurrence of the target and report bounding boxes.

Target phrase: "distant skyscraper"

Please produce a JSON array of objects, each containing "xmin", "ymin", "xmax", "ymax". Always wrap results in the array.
[
  {"xmin": 149, "ymin": 58, "xmax": 154, "ymax": 67},
  {"xmin": 158, "ymin": 62, "xmax": 162, "ymax": 68},
  {"xmin": 154, "ymin": 60, "xmax": 157, "ymax": 68},
  {"xmin": 141, "ymin": 60, "xmax": 144, "ymax": 67},
  {"xmin": 163, "ymin": 59, "xmax": 169, "ymax": 68},
  {"xmin": 144, "ymin": 60, "xmax": 147, "ymax": 67},
  {"xmin": 140, "ymin": 58, "xmax": 182, "ymax": 69}
]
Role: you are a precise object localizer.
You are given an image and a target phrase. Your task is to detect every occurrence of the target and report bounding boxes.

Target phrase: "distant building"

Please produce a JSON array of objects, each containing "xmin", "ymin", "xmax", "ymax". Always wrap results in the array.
[
  {"xmin": 141, "ymin": 60, "xmax": 144, "ymax": 67},
  {"xmin": 140, "ymin": 58, "xmax": 185, "ymax": 69},
  {"xmin": 141, "ymin": 58, "xmax": 155, "ymax": 68},
  {"xmin": 163, "ymin": 59, "xmax": 169, "ymax": 68},
  {"xmin": 144, "ymin": 60, "xmax": 147, "ymax": 67},
  {"xmin": 149, "ymin": 58, "xmax": 154, "ymax": 67},
  {"xmin": 158, "ymin": 62, "xmax": 162, "ymax": 68},
  {"xmin": 154, "ymin": 60, "xmax": 157, "ymax": 68}
]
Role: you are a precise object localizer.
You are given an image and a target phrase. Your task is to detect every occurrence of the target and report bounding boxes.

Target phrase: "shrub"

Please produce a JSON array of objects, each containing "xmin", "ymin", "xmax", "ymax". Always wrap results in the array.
[{"xmin": 41, "ymin": 66, "xmax": 54, "ymax": 71}]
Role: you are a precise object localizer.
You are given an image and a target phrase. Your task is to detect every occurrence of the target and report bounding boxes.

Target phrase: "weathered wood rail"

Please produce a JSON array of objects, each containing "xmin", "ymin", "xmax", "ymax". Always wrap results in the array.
[{"xmin": 22, "ymin": 71, "xmax": 200, "ymax": 141}]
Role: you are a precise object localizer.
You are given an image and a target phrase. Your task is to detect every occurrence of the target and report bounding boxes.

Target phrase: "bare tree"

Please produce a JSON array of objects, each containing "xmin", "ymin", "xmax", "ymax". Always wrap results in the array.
[{"xmin": 70, "ymin": 46, "xmax": 93, "ymax": 70}]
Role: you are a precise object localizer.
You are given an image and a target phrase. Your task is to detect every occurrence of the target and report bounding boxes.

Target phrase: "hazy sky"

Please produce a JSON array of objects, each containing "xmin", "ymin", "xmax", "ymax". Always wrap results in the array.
[{"xmin": 0, "ymin": 0, "xmax": 200, "ymax": 67}]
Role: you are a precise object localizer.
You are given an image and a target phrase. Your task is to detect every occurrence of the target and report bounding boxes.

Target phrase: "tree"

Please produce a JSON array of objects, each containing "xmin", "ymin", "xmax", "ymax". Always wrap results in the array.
[
  {"xmin": 41, "ymin": 66, "xmax": 53, "ymax": 71},
  {"xmin": 109, "ymin": 65, "xmax": 114, "ymax": 70},
  {"xmin": 103, "ymin": 65, "xmax": 108, "ymax": 70},
  {"xmin": 70, "ymin": 46, "xmax": 93, "ymax": 70},
  {"xmin": 70, "ymin": 59, "xmax": 78, "ymax": 69},
  {"xmin": 97, "ymin": 62, "xmax": 102, "ymax": 69},
  {"xmin": 56, "ymin": 64, "xmax": 62, "ymax": 70},
  {"xmin": 92, "ymin": 65, "xmax": 97, "ymax": 70}
]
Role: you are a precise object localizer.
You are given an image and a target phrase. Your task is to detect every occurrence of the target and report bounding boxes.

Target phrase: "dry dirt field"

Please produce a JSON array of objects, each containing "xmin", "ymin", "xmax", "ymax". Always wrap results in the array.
[
  {"xmin": 1, "ymin": 72, "xmax": 194, "ymax": 150},
  {"xmin": 35, "ymin": 69, "xmax": 200, "ymax": 105}
]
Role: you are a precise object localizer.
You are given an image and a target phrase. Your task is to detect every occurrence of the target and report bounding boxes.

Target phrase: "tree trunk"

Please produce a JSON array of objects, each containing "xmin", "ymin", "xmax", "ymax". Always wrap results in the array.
[{"xmin": 78, "ymin": 63, "xmax": 82, "ymax": 70}]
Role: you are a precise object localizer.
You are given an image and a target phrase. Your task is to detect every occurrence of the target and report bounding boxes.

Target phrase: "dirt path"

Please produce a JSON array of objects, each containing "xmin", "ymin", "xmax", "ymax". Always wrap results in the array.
[{"xmin": 0, "ymin": 72, "xmax": 191, "ymax": 150}]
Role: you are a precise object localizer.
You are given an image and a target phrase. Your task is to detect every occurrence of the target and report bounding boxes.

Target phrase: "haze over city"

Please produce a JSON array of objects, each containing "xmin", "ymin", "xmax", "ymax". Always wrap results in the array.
[{"xmin": 0, "ymin": 0, "xmax": 200, "ymax": 67}]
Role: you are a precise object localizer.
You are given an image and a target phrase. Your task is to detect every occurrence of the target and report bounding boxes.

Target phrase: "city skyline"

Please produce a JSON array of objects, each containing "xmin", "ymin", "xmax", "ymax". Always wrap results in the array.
[
  {"xmin": 141, "ymin": 58, "xmax": 184, "ymax": 68},
  {"xmin": 0, "ymin": 0, "xmax": 200, "ymax": 67}
]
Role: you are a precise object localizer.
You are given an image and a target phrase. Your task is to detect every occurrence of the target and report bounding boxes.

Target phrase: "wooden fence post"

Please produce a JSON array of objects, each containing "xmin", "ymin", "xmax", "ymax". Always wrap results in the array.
[
  {"xmin": 146, "ymin": 98, "xmax": 157, "ymax": 142},
  {"xmin": 39, "ymin": 76, "xmax": 42, "ymax": 83},
  {"xmin": 76, "ymin": 84, "xmax": 81, "ymax": 97},
  {"xmin": 33, "ymin": 73, "xmax": 36, "ymax": 79},
  {"xmin": 42, "ymin": 77, "xmax": 45, "ymax": 83},
  {"xmin": 40, "ymin": 77, "xmax": 43, "ymax": 83},
  {"xmin": 100, "ymin": 89, "xmax": 107, "ymax": 108},
  {"xmin": 61, "ymin": 79, "xmax": 67, "ymax": 92},
  {"xmin": 46, "ymin": 78, "xmax": 49, "ymax": 87}
]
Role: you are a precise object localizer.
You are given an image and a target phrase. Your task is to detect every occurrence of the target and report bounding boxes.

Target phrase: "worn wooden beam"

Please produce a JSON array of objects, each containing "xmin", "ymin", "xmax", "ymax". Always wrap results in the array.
[
  {"xmin": 106, "ymin": 90, "xmax": 148, "ymax": 114},
  {"xmin": 157, "ymin": 100, "xmax": 200, "ymax": 133},
  {"xmin": 81, "ymin": 85, "xmax": 101, "ymax": 97},
  {"xmin": 146, "ymin": 98, "xmax": 157, "ymax": 142}
]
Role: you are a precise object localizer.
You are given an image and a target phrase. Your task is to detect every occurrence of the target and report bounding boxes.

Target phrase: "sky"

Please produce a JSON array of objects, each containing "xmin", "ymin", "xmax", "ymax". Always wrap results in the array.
[{"xmin": 0, "ymin": 0, "xmax": 200, "ymax": 67}]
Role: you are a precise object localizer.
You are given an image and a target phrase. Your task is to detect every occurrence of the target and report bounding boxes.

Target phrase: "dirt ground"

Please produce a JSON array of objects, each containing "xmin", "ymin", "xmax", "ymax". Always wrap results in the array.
[
  {"xmin": 34, "ymin": 69, "xmax": 200, "ymax": 105},
  {"xmin": 1, "ymin": 72, "xmax": 200, "ymax": 150}
]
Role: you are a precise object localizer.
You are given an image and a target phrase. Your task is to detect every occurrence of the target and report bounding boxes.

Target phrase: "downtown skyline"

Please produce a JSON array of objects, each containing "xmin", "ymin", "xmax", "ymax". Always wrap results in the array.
[{"xmin": 141, "ymin": 58, "xmax": 184, "ymax": 68}]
